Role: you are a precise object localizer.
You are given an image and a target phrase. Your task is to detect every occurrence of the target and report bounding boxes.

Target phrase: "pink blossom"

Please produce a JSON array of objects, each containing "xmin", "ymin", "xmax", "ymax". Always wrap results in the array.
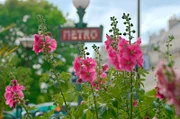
[
  {"xmin": 33, "ymin": 34, "xmax": 57, "ymax": 54},
  {"xmin": 137, "ymin": 55, "xmax": 144, "ymax": 68},
  {"xmin": 80, "ymin": 68, "xmax": 97, "ymax": 82},
  {"xmin": 135, "ymin": 37, "xmax": 141, "ymax": 46},
  {"xmin": 102, "ymin": 64, "xmax": 108, "ymax": 72},
  {"xmin": 73, "ymin": 57, "xmax": 97, "ymax": 83},
  {"xmin": 118, "ymin": 37, "xmax": 129, "ymax": 55},
  {"xmin": 155, "ymin": 61, "xmax": 180, "ymax": 116},
  {"xmin": 108, "ymin": 47, "xmax": 121, "ymax": 70},
  {"xmin": 105, "ymin": 34, "xmax": 113, "ymax": 50},
  {"xmin": 105, "ymin": 35, "xmax": 144, "ymax": 72},
  {"xmin": 120, "ymin": 56, "xmax": 136, "ymax": 72},
  {"xmin": 77, "ymin": 78, "xmax": 83, "ymax": 84},
  {"xmin": 155, "ymin": 86, "xmax": 165, "ymax": 100},
  {"xmin": 4, "ymin": 80, "xmax": 25, "ymax": 108},
  {"xmin": 133, "ymin": 99, "xmax": 138, "ymax": 107},
  {"xmin": 73, "ymin": 57, "xmax": 83, "ymax": 76},
  {"xmin": 45, "ymin": 36, "xmax": 57, "ymax": 52},
  {"xmin": 100, "ymin": 72, "xmax": 107, "ymax": 78},
  {"xmin": 82, "ymin": 57, "xmax": 97, "ymax": 69},
  {"xmin": 91, "ymin": 81, "xmax": 98, "ymax": 87},
  {"xmin": 126, "ymin": 44, "xmax": 142, "ymax": 59}
]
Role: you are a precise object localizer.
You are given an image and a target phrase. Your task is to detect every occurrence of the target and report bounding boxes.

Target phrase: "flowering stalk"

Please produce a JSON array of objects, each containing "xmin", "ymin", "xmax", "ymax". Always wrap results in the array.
[
  {"xmin": 130, "ymin": 72, "xmax": 133, "ymax": 119},
  {"xmin": 21, "ymin": 101, "xmax": 32, "ymax": 119},
  {"xmin": 91, "ymin": 84, "xmax": 98, "ymax": 119},
  {"xmin": 33, "ymin": 15, "xmax": 73, "ymax": 118},
  {"xmin": 122, "ymin": 13, "xmax": 135, "ymax": 119}
]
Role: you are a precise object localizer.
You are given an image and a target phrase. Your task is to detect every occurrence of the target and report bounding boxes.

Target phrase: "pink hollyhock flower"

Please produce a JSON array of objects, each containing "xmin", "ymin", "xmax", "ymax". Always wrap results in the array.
[
  {"xmin": 73, "ymin": 57, "xmax": 83, "ymax": 76},
  {"xmin": 80, "ymin": 68, "xmax": 97, "ymax": 82},
  {"xmin": 105, "ymin": 34, "xmax": 113, "ymax": 50},
  {"xmin": 100, "ymin": 72, "xmax": 107, "ymax": 78},
  {"xmin": 91, "ymin": 81, "xmax": 97, "ymax": 87},
  {"xmin": 155, "ymin": 86, "xmax": 165, "ymax": 100},
  {"xmin": 120, "ymin": 56, "xmax": 136, "ymax": 72},
  {"xmin": 102, "ymin": 64, "xmax": 108, "ymax": 72},
  {"xmin": 135, "ymin": 37, "xmax": 141, "ymax": 46},
  {"xmin": 155, "ymin": 61, "xmax": 180, "ymax": 116},
  {"xmin": 108, "ymin": 47, "xmax": 121, "ymax": 70},
  {"xmin": 33, "ymin": 34, "xmax": 57, "ymax": 54},
  {"xmin": 91, "ymin": 81, "xmax": 101, "ymax": 91},
  {"xmin": 126, "ymin": 44, "xmax": 142, "ymax": 59},
  {"xmin": 82, "ymin": 57, "xmax": 97, "ymax": 69},
  {"xmin": 45, "ymin": 36, "xmax": 57, "ymax": 52},
  {"xmin": 4, "ymin": 80, "xmax": 25, "ymax": 108},
  {"xmin": 73, "ymin": 57, "xmax": 97, "ymax": 83},
  {"xmin": 137, "ymin": 55, "xmax": 144, "ymax": 68},
  {"xmin": 118, "ymin": 37, "xmax": 129, "ymax": 55},
  {"xmin": 105, "ymin": 35, "xmax": 144, "ymax": 72}
]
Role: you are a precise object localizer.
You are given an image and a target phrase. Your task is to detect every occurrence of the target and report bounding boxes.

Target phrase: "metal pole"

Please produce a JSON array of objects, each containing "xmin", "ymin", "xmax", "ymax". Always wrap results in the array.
[
  {"xmin": 136, "ymin": 0, "xmax": 140, "ymax": 79},
  {"xmin": 137, "ymin": 0, "xmax": 140, "ymax": 38}
]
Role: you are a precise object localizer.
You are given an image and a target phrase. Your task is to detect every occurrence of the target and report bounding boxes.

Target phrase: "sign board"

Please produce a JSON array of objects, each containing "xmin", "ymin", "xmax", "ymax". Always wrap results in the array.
[{"xmin": 59, "ymin": 26, "xmax": 103, "ymax": 42}]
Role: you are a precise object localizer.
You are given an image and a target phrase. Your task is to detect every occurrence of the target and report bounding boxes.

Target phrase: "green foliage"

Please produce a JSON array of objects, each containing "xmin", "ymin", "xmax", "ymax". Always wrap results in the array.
[
  {"xmin": 0, "ymin": 0, "xmax": 78, "ymax": 105},
  {"xmin": 1, "ymin": 9, "xmax": 179, "ymax": 119}
]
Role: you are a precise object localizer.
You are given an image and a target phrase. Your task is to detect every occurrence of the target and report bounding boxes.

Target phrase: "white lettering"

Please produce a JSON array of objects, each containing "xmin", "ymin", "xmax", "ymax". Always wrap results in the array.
[
  {"xmin": 63, "ymin": 30, "xmax": 70, "ymax": 40},
  {"xmin": 84, "ymin": 30, "xmax": 90, "ymax": 40},
  {"xmin": 71, "ymin": 30, "xmax": 77, "ymax": 40},
  {"xmin": 77, "ymin": 30, "xmax": 83, "ymax": 40},
  {"xmin": 90, "ymin": 30, "xmax": 98, "ymax": 40}
]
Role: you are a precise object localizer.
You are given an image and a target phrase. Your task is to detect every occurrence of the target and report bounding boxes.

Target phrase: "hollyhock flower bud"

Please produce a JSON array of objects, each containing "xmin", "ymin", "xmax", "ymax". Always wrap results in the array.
[
  {"xmin": 102, "ymin": 64, "xmax": 108, "ymax": 72},
  {"xmin": 77, "ymin": 78, "xmax": 83, "ymax": 84},
  {"xmin": 133, "ymin": 99, "xmax": 138, "ymax": 107}
]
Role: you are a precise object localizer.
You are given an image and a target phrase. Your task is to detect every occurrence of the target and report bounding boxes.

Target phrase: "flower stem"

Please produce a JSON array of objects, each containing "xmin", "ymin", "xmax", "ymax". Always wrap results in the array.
[
  {"xmin": 130, "ymin": 72, "xmax": 133, "ymax": 119},
  {"xmin": 59, "ymin": 85, "xmax": 72, "ymax": 119},
  {"xmin": 91, "ymin": 85, "xmax": 98, "ymax": 119},
  {"xmin": 21, "ymin": 102, "xmax": 32, "ymax": 119}
]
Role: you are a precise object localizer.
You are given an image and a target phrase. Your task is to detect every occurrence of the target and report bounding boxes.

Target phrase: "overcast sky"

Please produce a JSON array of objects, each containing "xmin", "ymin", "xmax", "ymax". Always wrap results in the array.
[
  {"xmin": 1, "ymin": 0, "xmax": 180, "ymax": 56},
  {"xmin": 46, "ymin": 0, "xmax": 180, "ymax": 56}
]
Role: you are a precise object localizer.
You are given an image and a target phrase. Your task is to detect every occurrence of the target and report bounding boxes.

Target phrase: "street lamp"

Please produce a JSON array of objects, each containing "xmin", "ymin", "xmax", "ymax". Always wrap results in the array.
[
  {"xmin": 72, "ymin": 0, "xmax": 90, "ymax": 105},
  {"xmin": 73, "ymin": 0, "xmax": 90, "ymax": 28}
]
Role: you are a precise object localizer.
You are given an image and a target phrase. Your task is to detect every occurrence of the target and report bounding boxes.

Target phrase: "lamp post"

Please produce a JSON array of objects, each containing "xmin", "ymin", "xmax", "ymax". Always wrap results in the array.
[
  {"xmin": 136, "ymin": 0, "xmax": 141, "ymax": 79},
  {"xmin": 73, "ymin": 0, "xmax": 89, "ymax": 28},
  {"xmin": 72, "ymin": 0, "xmax": 89, "ymax": 105},
  {"xmin": 137, "ymin": 0, "xmax": 140, "ymax": 38}
]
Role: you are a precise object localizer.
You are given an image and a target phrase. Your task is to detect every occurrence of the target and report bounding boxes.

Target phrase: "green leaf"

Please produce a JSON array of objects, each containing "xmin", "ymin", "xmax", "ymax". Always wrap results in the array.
[
  {"xmin": 60, "ymin": 72, "xmax": 71, "ymax": 81},
  {"xmin": 146, "ymin": 89, "xmax": 156, "ymax": 97},
  {"xmin": 164, "ymin": 104, "xmax": 174, "ymax": 115}
]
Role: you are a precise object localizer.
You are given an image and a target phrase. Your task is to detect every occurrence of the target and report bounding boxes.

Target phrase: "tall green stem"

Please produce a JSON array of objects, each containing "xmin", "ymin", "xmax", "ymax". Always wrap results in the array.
[
  {"xmin": 91, "ymin": 85, "xmax": 98, "ymax": 119},
  {"xmin": 130, "ymin": 72, "xmax": 133, "ymax": 119},
  {"xmin": 59, "ymin": 84, "xmax": 72, "ymax": 119},
  {"xmin": 21, "ymin": 102, "xmax": 32, "ymax": 119}
]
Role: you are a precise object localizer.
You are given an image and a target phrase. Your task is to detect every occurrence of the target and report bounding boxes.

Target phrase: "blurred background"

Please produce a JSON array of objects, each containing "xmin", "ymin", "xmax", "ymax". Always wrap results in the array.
[{"xmin": 1, "ymin": 0, "xmax": 180, "ymax": 118}]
